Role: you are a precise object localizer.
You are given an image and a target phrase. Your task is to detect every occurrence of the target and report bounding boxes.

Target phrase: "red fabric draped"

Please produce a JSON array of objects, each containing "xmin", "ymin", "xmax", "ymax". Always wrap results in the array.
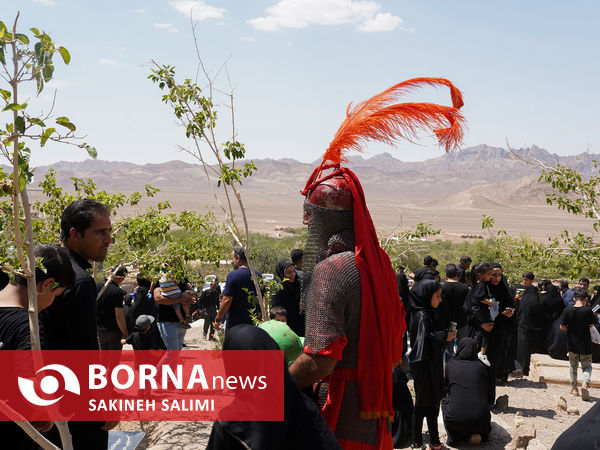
[{"xmin": 303, "ymin": 166, "xmax": 406, "ymax": 448}]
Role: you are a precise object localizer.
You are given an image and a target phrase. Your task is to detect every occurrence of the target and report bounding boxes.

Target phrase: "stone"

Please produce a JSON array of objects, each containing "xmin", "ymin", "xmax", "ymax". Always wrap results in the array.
[
  {"xmin": 515, "ymin": 411, "xmax": 523, "ymax": 416},
  {"xmin": 496, "ymin": 394, "xmax": 509, "ymax": 412},
  {"xmin": 513, "ymin": 420, "xmax": 536, "ymax": 449},
  {"xmin": 556, "ymin": 395, "xmax": 567, "ymax": 411},
  {"xmin": 526, "ymin": 439, "xmax": 546, "ymax": 450},
  {"xmin": 567, "ymin": 406, "xmax": 580, "ymax": 415}
]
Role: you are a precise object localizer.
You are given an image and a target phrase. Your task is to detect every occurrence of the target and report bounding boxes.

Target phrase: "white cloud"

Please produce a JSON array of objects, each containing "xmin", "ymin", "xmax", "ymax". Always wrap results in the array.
[
  {"xmin": 240, "ymin": 36, "xmax": 257, "ymax": 43},
  {"xmin": 45, "ymin": 79, "xmax": 71, "ymax": 90},
  {"xmin": 358, "ymin": 12, "xmax": 402, "ymax": 32},
  {"xmin": 247, "ymin": 0, "xmax": 403, "ymax": 32},
  {"xmin": 154, "ymin": 23, "xmax": 179, "ymax": 33},
  {"xmin": 33, "ymin": 0, "xmax": 56, "ymax": 6},
  {"xmin": 135, "ymin": 8, "xmax": 146, "ymax": 13},
  {"xmin": 169, "ymin": 1, "xmax": 227, "ymax": 21},
  {"xmin": 99, "ymin": 59, "xmax": 122, "ymax": 66}
]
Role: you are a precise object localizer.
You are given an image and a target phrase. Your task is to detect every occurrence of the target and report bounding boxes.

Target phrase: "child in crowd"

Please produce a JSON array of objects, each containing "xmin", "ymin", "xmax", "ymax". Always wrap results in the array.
[
  {"xmin": 159, "ymin": 278, "xmax": 192, "ymax": 329},
  {"xmin": 465, "ymin": 262, "xmax": 495, "ymax": 366},
  {"xmin": 560, "ymin": 288, "xmax": 595, "ymax": 401},
  {"xmin": 122, "ymin": 314, "xmax": 166, "ymax": 350},
  {"xmin": 269, "ymin": 305, "xmax": 287, "ymax": 322},
  {"xmin": 259, "ymin": 306, "xmax": 303, "ymax": 365}
]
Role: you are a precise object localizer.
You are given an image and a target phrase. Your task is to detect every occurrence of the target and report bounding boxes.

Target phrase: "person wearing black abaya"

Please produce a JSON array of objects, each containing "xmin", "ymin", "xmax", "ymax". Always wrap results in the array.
[
  {"xmin": 206, "ymin": 325, "xmax": 340, "ymax": 450},
  {"xmin": 391, "ymin": 366, "xmax": 414, "ymax": 448},
  {"xmin": 442, "ymin": 338, "xmax": 491, "ymax": 446},
  {"xmin": 271, "ymin": 259, "xmax": 304, "ymax": 337},
  {"xmin": 551, "ymin": 400, "xmax": 600, "ymax": 449},
  {"xmin": 407, "ymin": 279, "xmax": 455, "ymax": 449},
  {"xmin": 488, "ymin": 263, "xmax": 516, "ymax": 393},
  {"xmin": 540, "ymin": 280, "xmax": 566, "ymax": 325},
  {"xmin": 517, "ymin": 285, "xmax": 547, "ymax": 376}
]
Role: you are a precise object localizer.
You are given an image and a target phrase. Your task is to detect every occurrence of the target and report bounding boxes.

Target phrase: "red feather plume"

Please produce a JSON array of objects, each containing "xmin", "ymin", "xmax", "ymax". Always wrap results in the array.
[{"xmin": 321, "ymin": 77, "xmax": 466, "ymax": 167}]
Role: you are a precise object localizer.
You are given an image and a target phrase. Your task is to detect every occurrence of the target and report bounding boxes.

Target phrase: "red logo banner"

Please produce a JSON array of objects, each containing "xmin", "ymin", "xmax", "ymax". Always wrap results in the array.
[{"xmin": 0, "ymin": 350, "xmax": 283, "ymax": 421}]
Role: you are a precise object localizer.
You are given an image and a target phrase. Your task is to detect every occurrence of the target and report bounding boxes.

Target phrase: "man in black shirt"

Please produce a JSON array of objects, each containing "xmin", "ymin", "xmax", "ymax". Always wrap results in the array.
[
  {"xmin": 198, "ymin": 278, "xmax": 220, "ymax": 340},
  {"xmin": 40, "ymin": 199, "xmax": 116, "ymax": 449},
  {"xmin": 560, "ymin": 288, "xmax": 595, "ymax": 400},
  {"xmin": 441, "ymin": 263, "xmax": 469, "ymax": 360},
  {"xmin": 96, "ymin": 266, "xmax": 129, "ymax": 349},
  {"xmin": 0, "ymin": 245, "xmax": 75, "ymax": 449},
  {"xmin": 457, "ymin": 255, "xmax": 472, "ymax": 284}
]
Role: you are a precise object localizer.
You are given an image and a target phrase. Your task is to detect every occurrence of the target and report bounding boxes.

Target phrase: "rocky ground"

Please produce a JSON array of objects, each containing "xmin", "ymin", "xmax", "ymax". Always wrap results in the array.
[{"xmin": 116, "ymin": 322, "xmax": 596, "ymax": 449}]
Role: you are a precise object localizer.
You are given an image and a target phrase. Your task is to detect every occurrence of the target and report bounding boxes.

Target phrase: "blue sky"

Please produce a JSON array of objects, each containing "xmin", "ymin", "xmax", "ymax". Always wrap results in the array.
[{"xmin": 2, "ymin": 1, "xmax": 599, "ymax": 166}]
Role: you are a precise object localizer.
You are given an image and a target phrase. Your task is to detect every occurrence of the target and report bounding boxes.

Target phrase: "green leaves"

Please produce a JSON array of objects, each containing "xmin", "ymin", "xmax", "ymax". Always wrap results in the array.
[
  {"xmin": 56, "ymin": 116, "xmax": 75, "ymax": 131},
  {"xmin": 15, "ymin": 116, "xmax": 25, "ymax": 134},
  {"xmin": 3, "ymin": 102, "xmax": 23, "ymax": 111},
  {"xmin": 40, "ymin": 127, "xmax": 56, "ymax": 146},
  {"xmin": 0, "ymin": 88, "xmax": 10, "ymax": 101},
  {"xmin": 58, "ymin": 47, "xmax": 70, "ymax": 65},
  {"xmin": 81, "ymin": 143, "xmax": 97, "ymax": 159},
  {"xmin": 15, "ymin": 34, "xmax": 29, "ymax": 45}
]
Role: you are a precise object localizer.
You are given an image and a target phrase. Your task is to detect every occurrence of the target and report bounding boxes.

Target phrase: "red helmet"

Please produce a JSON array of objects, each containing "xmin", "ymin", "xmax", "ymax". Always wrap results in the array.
[{"xmin": 305, "ymin": 175, "xmax": 353, "ymax": 210}]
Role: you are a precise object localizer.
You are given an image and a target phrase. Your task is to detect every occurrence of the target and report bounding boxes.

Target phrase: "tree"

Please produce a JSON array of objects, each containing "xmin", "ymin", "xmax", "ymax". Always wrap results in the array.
[
  {"xmin": 508, "ymin": 145, "xmax": 600, "ymax": 278},
  {"xmin": 148, "ymin": 22, "xmax": 266, "ymax": 319},
  {"xmin": 0, "ymin": 13, "xmax": 97, "ymax": 450}
]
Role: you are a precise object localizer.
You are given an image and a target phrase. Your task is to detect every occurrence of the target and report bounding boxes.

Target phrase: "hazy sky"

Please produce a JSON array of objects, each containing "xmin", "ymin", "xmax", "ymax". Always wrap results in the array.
[{"xmin": 2, "ymin": 1, "xmax": 599, "ymax": 166}]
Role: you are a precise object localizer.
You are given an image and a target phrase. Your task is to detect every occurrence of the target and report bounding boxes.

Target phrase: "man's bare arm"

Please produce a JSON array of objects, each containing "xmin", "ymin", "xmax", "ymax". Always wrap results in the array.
[
  {"xmin": 153, "ymin": 288, "xmax": 194, "ymax": 306},
  {"xmin": 213, "ymin": 296, "xmax": 233, "ymax": 331},
  {"xmin": 288, "ymin": 352, "xmax": 337, "ymax": 388},
  {"xmin": 115, "ymin": 307, "xmax": 128, "ymax": 337}
]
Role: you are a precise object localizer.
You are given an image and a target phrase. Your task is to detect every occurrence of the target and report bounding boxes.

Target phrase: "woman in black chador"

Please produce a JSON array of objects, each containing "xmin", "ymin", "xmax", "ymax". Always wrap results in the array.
[
  {"xmin": 442, "ymin": 337, "xmax": 492, "ymax": 446},
  {"xmin": 407, "ymin": 279, "xmax": 455, "ymax": 449},
  {"xmin": 517, "ymin": 285, "xmax": 547, "ymax": 375},
  {"xmin": 270, "ymin": 259, "xmax": 304, "ymax": 336}
]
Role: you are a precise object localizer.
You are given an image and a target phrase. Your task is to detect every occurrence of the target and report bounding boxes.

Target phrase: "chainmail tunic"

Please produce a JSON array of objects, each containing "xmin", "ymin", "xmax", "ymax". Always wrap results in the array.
[{"xmin": 303, "ymin": 201, "xmax": 377, "ymax": 445}]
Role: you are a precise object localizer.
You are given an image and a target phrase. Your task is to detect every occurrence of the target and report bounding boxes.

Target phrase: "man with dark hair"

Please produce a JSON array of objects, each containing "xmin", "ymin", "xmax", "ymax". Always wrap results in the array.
[
  {"xmin": 214, "ymin": 245, "xmax": 261, "ymax": 331},
  {"xmin": 40, "ymin": 198, "xmax": 116, "ymax": 449},
  {"xmin": 560, "ymin": 280, "xmax": 575, "ymax": 307},
  {"xmin": 291, "ymin": 248, "xmax": 307, "ymax": 291},
  {"xmin": 291, "ymin": 249, "xmax": 304, "ymax": 268},
  {"xmin": 579, "ymin": 277, "xmax": 590, "ymax": 293},
  {"xmin": 96, "ymin": 266, "xmax": 129, "ymax": 350},
  {"xmin": 522, "ymin": 272, "xmax": 535, "ymax": 285},
  {"xmin": 458, "ymin": 255, "xmax": 472, "ymax": 284},
  {"xmin": 440, "ymin": 263, "xmax": 469, "ymax": 360},
  {"xmin": 414, "ymin": 255, "xmax": 436, "ymax": 282}
]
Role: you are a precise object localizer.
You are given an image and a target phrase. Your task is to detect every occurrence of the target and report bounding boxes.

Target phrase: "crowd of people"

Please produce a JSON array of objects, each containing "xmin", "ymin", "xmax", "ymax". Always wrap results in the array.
[
  {"xmin": 1, "ymin": 194, "xmax": 599, "ymax": 449},
  {"xmin": 393, "ymin": 255, "xmax": 600, "ymax": 448}
]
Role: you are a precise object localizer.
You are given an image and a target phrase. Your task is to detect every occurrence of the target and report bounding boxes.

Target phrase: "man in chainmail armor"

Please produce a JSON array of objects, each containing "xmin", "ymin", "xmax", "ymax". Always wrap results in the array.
[{"xmin": 289, "ymin": 77, "xmax": 466, "ymax": 449}]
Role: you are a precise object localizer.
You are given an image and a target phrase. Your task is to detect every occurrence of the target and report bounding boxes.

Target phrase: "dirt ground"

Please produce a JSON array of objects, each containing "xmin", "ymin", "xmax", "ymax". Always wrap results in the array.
[{"xmin": 116, "ymin": 321, "xmax": 597, "ymax": 449}]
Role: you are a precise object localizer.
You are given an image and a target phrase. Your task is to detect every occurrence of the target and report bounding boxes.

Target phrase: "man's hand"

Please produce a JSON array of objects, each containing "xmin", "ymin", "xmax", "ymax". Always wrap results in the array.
[
  {"xmin": 481, "ymin": 299, "xmax": 494, "ymax": 306},
  {"xmin": 502, "ymin": 309, "xmax": 515, "ymax": 318},
  {"xmin": 447, "ymin": 331, "xmax": 457, "ymax": 341},
  {"xmin": 213, "ymin": 321, "xmax": 221, "ymax": 331},
  {"xmin": 182, "ymin": 290, "xmax": 196, "ymax": 305}
]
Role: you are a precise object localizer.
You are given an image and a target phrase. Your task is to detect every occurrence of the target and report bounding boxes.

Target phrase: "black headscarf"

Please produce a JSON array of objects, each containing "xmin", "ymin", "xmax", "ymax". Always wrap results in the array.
[
  {"xmin": 408, "ymin": 279, "xmax": 440, "ymax": 313},
  {"xmin": 517, "ymin": 285, "xmax": 545, "ymax": 331},
  {"xmin": 271, "ymin": 259, "xmax": 304, "ymax": 336},
  {"xmin": 539, "ymin": 280, "xmax": 565, "ymax": 323},
  {"xmin": 207, "ymin": 325, "xmax": 340, "ymax": 450},
  {"xmin": 455, "ymin": 337, "xmax": 479, "ymax": 361}
]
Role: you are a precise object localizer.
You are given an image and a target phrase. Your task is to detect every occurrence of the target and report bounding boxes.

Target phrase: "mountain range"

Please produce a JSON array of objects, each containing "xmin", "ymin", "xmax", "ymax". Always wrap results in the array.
[{"xmin": 3, "ymin": 144, "xmax": 596, "ymax": 239}]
